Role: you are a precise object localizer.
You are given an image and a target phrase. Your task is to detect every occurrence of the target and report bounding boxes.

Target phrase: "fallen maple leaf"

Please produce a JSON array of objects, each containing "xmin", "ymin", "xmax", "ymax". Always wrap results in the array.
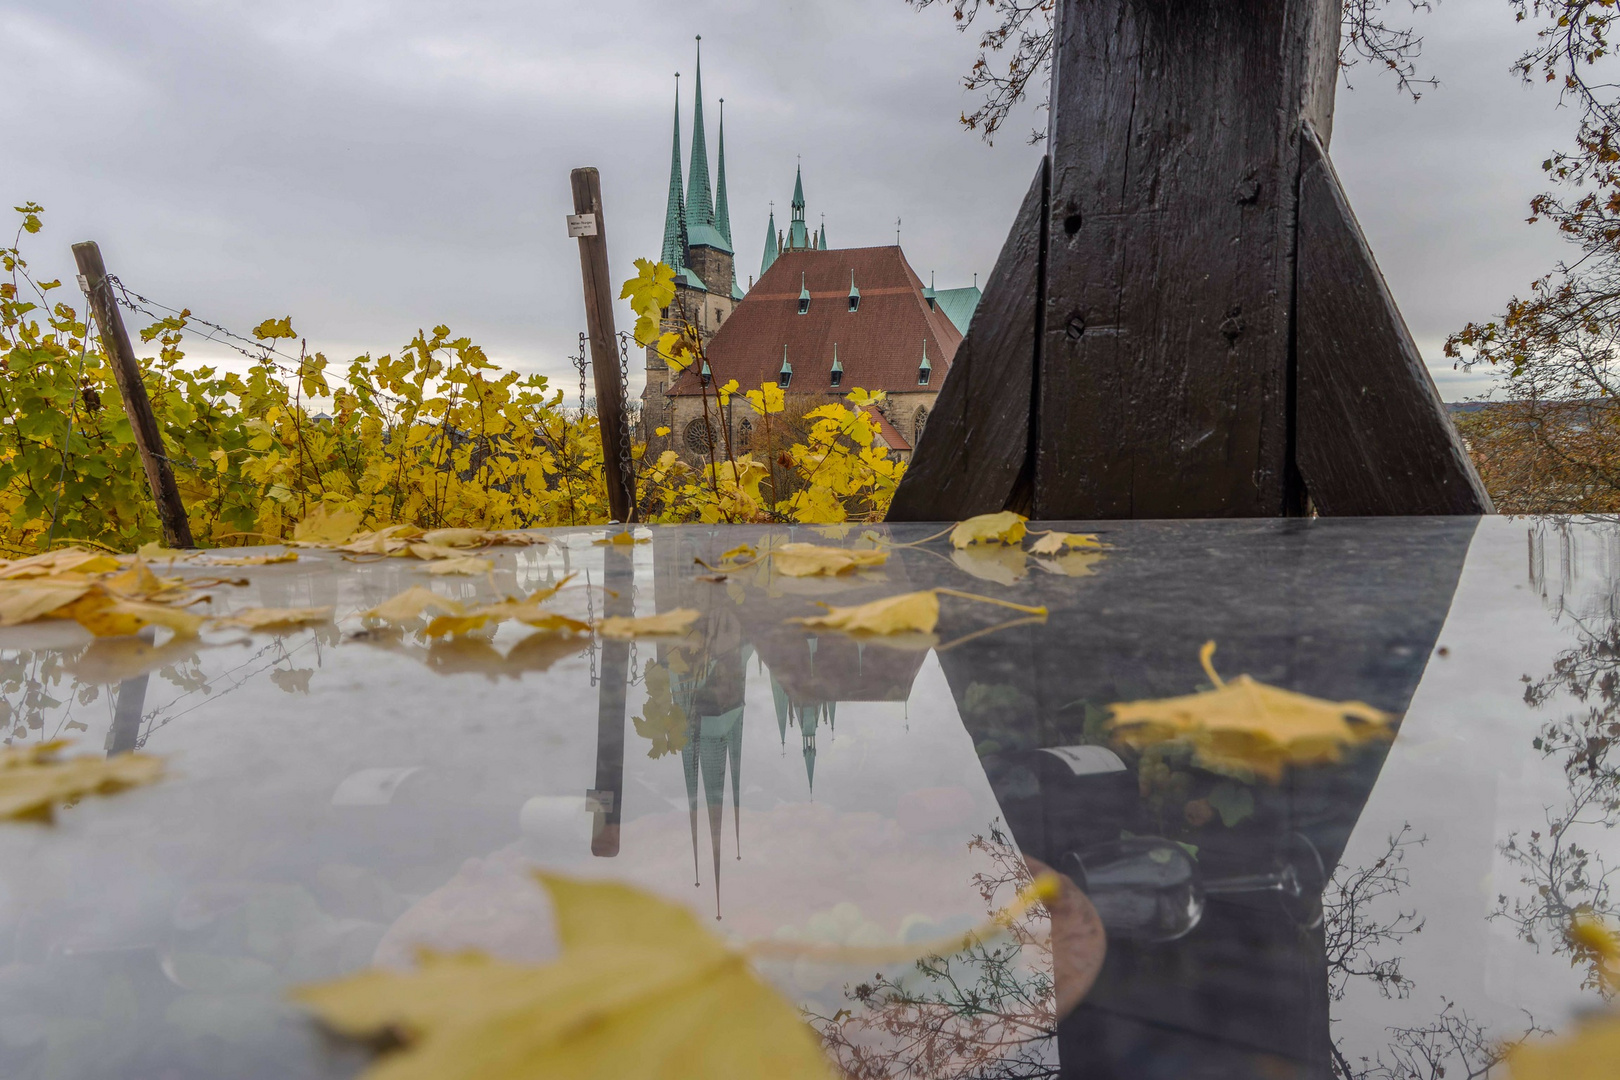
[
  {"xmin": 1107, "ymin": 642, "xmax": 1396, "ymax": 781},
  {"xmin": 205, "ymin": 550, "xmax": 299, "ymax": 567},
  {"xmin": 950, "ymin": 511, "xmax": 1028, "ymax": 549},
  {"xmin": 61, "ymin": 593, "xmax": 206, "ymax": 639},
  {"xmin": 421, "ymin": 557, "xmax": 494, "ymax": 576},
  {"xmin": 0, "ymin": 740, "xmax": 165, "ymax": 822},
  {"xmin": 0, "ymin": 577, "xmax": 95, "ymax": 626},
  {"xmin": 1027, "ymin": 531, "xmax": 1104, "ymax": 556},
  {"xmin": 293, "ymin": 505, "xmax": 363, "ymax": 544},
  {"xmin": 771, "ymin": 543, "xmax": 887, "ymax": 578},
  {"xmin": 597, "ymin": 609, "xmax": 701, "ymax": 640},
  {"xmin": 790, "ymin": 588, "xmax": 1047, "ymax": 638},
  {"xmin": 364, "ymin": 587, "xmax": 468, "ymax": 623},
  {"xmin": 211, "ymin": 606, "xmax": 335, "ymax": 631},
  {"xmin": 294, "ymin": 873, "xmax": 840, "ymax": 1080},
  {"xmin": 2, "ymin": 549, "xmax": 122, "ymax": 578}
]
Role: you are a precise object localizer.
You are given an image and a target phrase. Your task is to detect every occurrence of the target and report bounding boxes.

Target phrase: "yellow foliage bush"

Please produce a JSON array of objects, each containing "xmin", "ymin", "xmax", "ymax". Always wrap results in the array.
[{"xmin": 0, "ymin": 212, "xmax": 903, "ymax": 551}]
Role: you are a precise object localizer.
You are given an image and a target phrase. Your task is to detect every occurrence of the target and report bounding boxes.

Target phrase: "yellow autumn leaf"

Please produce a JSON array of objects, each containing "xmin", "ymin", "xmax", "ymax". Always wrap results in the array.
[
  {"xmin": 364, "ymin": 586, "xmax": 467, "ymax": 623},
  {"xmin": 771, "ymin": 543, "xmax": 887, "ymax": 577},
  {"xmin": 421, "ymin": 557, "xmax": 494, "ymax": 576},
  {"xmin": 0, "ymin": 548, "xmax": 121, "ymax": 578},
  {"xmin": 211, "ymin": 606, "xmax": 335, "ymax": 631},
  {"xmin": 633, "ymin": 662, "xmax": 689, "ymax": 759},
  {"xmin": 593, "ymin": 531, "xmax": 649, "ymax": 547},
  {"xmin": 0, "ymin": 577, "xmax": 95, "ymax": 626},
  {"xmin": 294, "ymin": 505, "xmax": 363, "ymax": 544},
  {"xmin": 1028, "ymin": 531, "xmax": 1105, "ymax": 556},
  {"xmin": 792, "ymin": 590, "xmax": 940, "ymax": 635},
  {"xmin": 1107, "ymin": 642, "xmax": 1396, "ymax": 782},
  {"xmin": 1033, "ymin": 550, "xmax": 1107, "ymax": 578},
  {"xmin": 424, "ymin": 603, "xmax": 589, "ymax": 639},
  {"xmin": 61, "ymin": 593, "xmax": 205, "ymax": 639},
  {"xmin": 950, "ymin": 511, "xmax": 1028, "ymax": 549},
  {"xmin": 206, "ymin": 550, "xmax": 298, "ymax": 567},
  {"xmin": 135, "ymin": 541, "xmax": 190, "ymax": 562},
  {"xmin": 420, "ymin": 528, "xmax": 487, "ymax": 548},
  {"xmin": 103, "ymin": 559, "xmax": 166, "ymax": 599},
  {"xmin": 294, "ymin": 873, "xmax": 839, "ymax": 1080},
  {"xmin": 1508, "ymin": 1013, "xmax": 1620, "ymax": 1080},
  {"xmin": 0, "ymin": 740, "xmax": 165, "ymax": 823},
  {"xmin": 596, "ymin": 609, "xmax": 700, "ymax": 640},
  {"xmin": 743, "ymin": 382, "xmax": 786, "ymax": 416},
  {"xmin": 951, "ymin": 545, "xmax": 1027, "ymax": 585}
]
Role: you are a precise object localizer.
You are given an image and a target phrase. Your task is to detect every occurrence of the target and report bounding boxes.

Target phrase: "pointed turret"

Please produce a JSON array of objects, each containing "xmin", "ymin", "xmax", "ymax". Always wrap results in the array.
[
  {"xmin": 787, "ymin": 164, "xmax": 810, "ymax": 250},
  {"xmin": 760, "ymin": 206, "xmax": 779, "ymax": 278},
  {"xmin": 687, "ymin": 38, "xmax": 715, "ymax": 234},
  {"xmin": 792, "ymin": 164, "xmax": 806, "ymax": 216},
  {"xmin": 660, "ymin": 74, "xmax": 688, "ymax": 271},
  {"xmin": 817, "ymin": 220, "xmax": 827, "ymax": 250},
  {"xmin": 715, "ymin": 100, "xmax": 733, "ymax": 248}
]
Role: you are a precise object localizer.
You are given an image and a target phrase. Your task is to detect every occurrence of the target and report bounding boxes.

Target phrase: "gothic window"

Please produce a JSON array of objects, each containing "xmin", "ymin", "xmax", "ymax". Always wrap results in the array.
[
  {"xmin": 684, "ymin": 418, "xmax": 715, "ymax": 456},
  {"xmin": 738, "ymin": 417, "xmax": 753, "ymax": 450},
  {"xmin": 913, "ymin": 406, "xmax": 929, "ymax": 444}
]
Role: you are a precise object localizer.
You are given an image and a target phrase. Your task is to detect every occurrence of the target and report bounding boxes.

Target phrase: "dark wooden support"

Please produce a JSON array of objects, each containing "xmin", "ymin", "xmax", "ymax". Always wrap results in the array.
[
  {"xmin": 888, "ymin": 159, "xmax": 1047, "ymax": 520},
  {"xmin": 570, "ymin": 168, "xmax": 637, "ymax": 523},
  {"xmin": 894, "ymin": 0, "xmax": 1484, "ymax": 521},
  {"xmin": 1293, "ymin": 125, "xmax": 1493, "ymax": 514},
  {"xmin": 72, "ymin": 242, "xmax": 195, "ymax": 548},
  {"xmin": 587, "ymin": 543, "xmax": 634, "ymax": 856}
]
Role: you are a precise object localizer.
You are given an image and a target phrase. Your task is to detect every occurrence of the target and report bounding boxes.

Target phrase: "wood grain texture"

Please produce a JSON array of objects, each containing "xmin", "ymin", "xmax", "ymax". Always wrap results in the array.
[
  {"xmin": 72, "ymin": 241, "xmax": 195, "ymax": 549},
  {"xmin": 1035, "ymin": 0, "xmax": 1338, "ymax": 519},
  {"xmin": 1294, "ymin": 126, "xmax": 1493, "ymax": 514},
  {"xmin": 886, "ymin": 158, "xmax": 1047, "ymax": 521},
  {"xmin": 571, "ymin": 168, "xmax": 637, "ymax": 523}
]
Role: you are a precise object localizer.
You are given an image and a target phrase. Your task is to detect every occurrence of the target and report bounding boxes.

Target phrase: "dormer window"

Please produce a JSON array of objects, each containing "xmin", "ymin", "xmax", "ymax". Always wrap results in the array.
[
  {"xmin": 918, "ymin": 340, "xmax": 932, "ymax": 385},
  {"xmin": 779, "ymin": 347, "xmax": 793, "ymax": 388},
  {"xmin": 830, "ymin": 345, "xmax": 843, "ymax": 387},
  {"xmin": 848, "ymin": 270, "xmax": 860, "ymax": 312},
  {"xmin": 924, "ymin": 271, "xmax": 937, "ymax": 311},
  {"xmin": 798, "ymin": 273, "xmax": 811, "ymax": 315}
]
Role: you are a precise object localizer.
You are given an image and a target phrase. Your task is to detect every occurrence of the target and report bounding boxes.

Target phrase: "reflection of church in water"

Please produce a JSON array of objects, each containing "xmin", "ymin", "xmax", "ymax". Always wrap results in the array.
[{"xmin": 649, "ymin": 537, "xmax": 927, "ymax": 918}]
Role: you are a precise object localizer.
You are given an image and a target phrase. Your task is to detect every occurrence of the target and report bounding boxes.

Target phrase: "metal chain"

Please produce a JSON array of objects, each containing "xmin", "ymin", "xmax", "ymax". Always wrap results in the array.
[
  {"xmin": 573, "ymin": 332, "xmax": 588, "ymax": 415},
  {"xmin": 615, "ymin": 331, "xmax": 637, "ymax": 516},
  {"xmin": 584, "ymin": 567, "xmax": 598, "ymax": 688}
]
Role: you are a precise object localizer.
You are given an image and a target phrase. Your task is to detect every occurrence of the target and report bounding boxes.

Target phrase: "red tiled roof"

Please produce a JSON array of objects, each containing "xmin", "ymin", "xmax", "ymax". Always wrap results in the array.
[
  {"xmin": 858, "ymin": 405, "xmax": 911, "ymax": 452},
  {"xmin": 669, "ymin": 246, "xmax": 961, "ymax": 396}
]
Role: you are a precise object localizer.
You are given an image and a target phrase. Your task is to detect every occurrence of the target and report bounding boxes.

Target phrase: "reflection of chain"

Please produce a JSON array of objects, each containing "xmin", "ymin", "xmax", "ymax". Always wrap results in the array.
[
  {"xmin": 615, "ymin": 331, "xmax": 638, "ymax": 518},
  {"xmin": 573, "ymin": 332, "xmax": 588, "ymax": 414},
  {"xmin": 627, "ymin": 638, "xmax": 640, "ymax": 686}
]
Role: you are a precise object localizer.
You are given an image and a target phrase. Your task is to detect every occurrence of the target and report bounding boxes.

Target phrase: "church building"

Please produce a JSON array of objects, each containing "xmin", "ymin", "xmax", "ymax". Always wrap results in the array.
[{"xmin": 641, "ymin": 45, "xmax": 982, "ymax": 466}]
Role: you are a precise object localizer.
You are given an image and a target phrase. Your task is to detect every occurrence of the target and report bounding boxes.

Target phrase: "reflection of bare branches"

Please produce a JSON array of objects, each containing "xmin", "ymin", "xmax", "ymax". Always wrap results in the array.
[
  {"xmin": 807, "ymin": 821, "xmax": 1059, "ymax": 1079},
  {"xmin": 1332, "ymin": 1000, "xmax": 1544, "ymax": 1080},
  {"xmin": 1326, "ymin": 825, "xmax": 1428, "ymax": 1002}
]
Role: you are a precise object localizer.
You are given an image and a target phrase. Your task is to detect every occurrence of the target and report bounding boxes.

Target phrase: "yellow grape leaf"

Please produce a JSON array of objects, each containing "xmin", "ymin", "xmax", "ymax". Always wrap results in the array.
[
  {"xmin": 0, "ymin": 577, "xmax": 95, "ymax": 626},
  {"xmin": 294, "ymin": 505, "xmax": 363, "ymax": 544},
  {"xmin": 1507, "ymin": 1013, "xmax": 1620, "ymax": 1080},
  {"xmin": 596, "ymin": 609, "xmax": 700, "ymax": 640},
  {"xmin": 655, "ymin": 426, "xmax": 672, "ymax": 437},
  {"xmin": 1028, "ymin": 531, "xmax": 1104, "ymax": 556},
  {"xmin": 1107, "ymin": 642, "xmax": 1395, "ymax": 782},
  {"xmin": 743, "ymin": 382, "xmax": 786, "ymax": 415},
  {"xmin": 421, "ymin": 557, "xmax": 494, "ymax": 576},
  {"xmin": 950, "ymin": 511, "xmax": 1028, "ymax": 549},
  {"xmin": 207, "ymin": 551, "xmax": 298, "ymax": 567},
  {"xmin": 364, "ymin": 587, "xmax": 467, "ymax": 623},
  {"xmin": 633, "ymin": 662, "xmax": 689, "ymax": 759},
  {"xmin": 211, "ymin": 606, "xmax": 335, "ymax": 631},
  {"xmin": 771, "ymin": 543, "xmax": 887, "ymax": 578},
  {"xmin": 134, "ymin": 541, "xmax": 192, "ymax": 562},
  {"xmin": 293, "ymin": 873, "xmax": 838, "ymax": 1080},
  {"xmin": 103, "ymin": 559, "xmax": 166, "ymax": 599},
  {"xmin": 791, "ymin": 591, "xmax": 940, "ymax": 635},
  {"xmin": 61, "ymin": 593, "xmax": 205, "ymax": 639},
  {"xmin": 951, "ymin": 546, "xmax": 1027, "ymax": 586},
  {"xmin": 0, "ymin": 740, "xmax": 165, "ymax": 823},
  {"xmin": 1033, "ymin": 550, "xmax": 1107, "ymax": 578},
  {"xmin": 593, "ymin": 532, "xmax": 649, "ymax": 547},
  {"xmin": 0, "ymin": 549, "xmax": 121, "ymax": 578}
]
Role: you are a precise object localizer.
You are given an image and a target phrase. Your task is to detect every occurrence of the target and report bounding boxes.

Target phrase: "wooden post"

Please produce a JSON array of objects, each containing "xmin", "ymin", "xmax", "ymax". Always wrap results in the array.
[
  {"xmin": 891, "ymin": 0, "xmax": 1491, "ymax": 521},
  {"xmin": 72, "ymin": 242, "xmax": 195, "ymax": 548},
  {"xmin": 570, "ymin": 168, "xmax": 637, "ymax": 523}
]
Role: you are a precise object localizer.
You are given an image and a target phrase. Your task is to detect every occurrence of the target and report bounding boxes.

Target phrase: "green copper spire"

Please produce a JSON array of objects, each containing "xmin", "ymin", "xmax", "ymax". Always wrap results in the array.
[
  {"xmin": 715, "ymin": 99, "xmax": 733, "ymax": 248},
  {"xmin": 761, "ymin": 205, "xmax": 779, "ymax": 278},
  {"xmin": 817, "ymin": 218, "xmax": 826, "ymax": 250},
  {"xmin": 686, "ymin": 37, "xmax": 715, "ymax": 233},
  {"xmin": 791, "ymin": 163, "xmax": 806, "ymax": 216},
  {"xmin": 660, "ymin": 74, "xmax": 687, "ymax": 271}
]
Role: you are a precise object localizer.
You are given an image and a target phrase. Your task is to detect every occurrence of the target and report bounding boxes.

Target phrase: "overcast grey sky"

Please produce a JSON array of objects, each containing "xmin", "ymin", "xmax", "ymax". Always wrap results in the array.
[{"xmin": 3, "ymin": 0, "xmax": 1585, "ymax": 400}]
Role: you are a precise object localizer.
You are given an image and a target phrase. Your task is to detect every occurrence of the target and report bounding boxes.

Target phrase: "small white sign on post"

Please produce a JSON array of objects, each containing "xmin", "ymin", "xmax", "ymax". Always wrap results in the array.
[{"xmin": 566, "ymin": 213, "xmax": 598, "ymax": 238}]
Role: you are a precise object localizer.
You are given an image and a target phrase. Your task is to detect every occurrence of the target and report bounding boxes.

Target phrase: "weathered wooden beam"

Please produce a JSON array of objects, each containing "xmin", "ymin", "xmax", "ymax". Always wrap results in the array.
[
  {"xmin": 570, "ymin": 168, "xmax": 637, "ymax": 523},
  {"xmin": 887, "ymin": 158, "xmax": 1047, "ymax": 520},
  {"xmin": 1293, "ymin": 125, "xmax": 1493, "ymax": 514},
  {"xmin": 73, "ymin": 242, "xmax": 195, "ymax": 549},
  {"xmin": 1034, "ymin": 0, "xmax": 1338, "ymax": 519}
]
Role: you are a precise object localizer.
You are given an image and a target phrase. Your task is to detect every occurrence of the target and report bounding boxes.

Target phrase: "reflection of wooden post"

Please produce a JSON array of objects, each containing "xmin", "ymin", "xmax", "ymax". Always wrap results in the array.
[
  {"xmin": 570, "ymin": 168, "xmax": 637, "ymax": 523},
  {"xmin": 105, "ymin": 630, "xmax": 153, "ymax": 755},
  {"xmin": 72, "ymin": 242, "xmax": 195, "ymax": 549},
  {"xmin": 588, "ymin": 544, "xmax": 634, "ymax": 856}
]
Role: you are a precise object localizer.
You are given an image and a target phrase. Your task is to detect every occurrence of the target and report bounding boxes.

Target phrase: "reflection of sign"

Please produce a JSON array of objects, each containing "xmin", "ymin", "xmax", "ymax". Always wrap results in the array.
[
  {"xmin": 1040, "ymin": 745, "xmax": 1126, "ymax": 777},
  {"xmin": 566, "ymin": 213, "xmax": 598, "ymax": 238}
]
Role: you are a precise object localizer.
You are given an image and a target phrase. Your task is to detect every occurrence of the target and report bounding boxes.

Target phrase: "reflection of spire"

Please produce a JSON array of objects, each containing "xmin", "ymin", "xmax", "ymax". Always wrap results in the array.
[
  {"xmin": 729, "ymin": 708, "xmax": 743, "ymax": 861},
  {"xmin": 682, "ymin": 713, "xmax": 702, "ymax": 888},
  {"xmin": 801, "ymin": 704, "xmax": 818, "ymax": 795},
  {"xmin": 771, "ymin": 673, "xmax": 791, "ymax": 748}
]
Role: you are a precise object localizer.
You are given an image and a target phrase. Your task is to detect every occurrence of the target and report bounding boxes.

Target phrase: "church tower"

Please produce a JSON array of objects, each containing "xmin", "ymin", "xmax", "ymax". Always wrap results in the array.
[{"xmin": 642, "ymin": 37, "xmax": 740, "ymax": 446}]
